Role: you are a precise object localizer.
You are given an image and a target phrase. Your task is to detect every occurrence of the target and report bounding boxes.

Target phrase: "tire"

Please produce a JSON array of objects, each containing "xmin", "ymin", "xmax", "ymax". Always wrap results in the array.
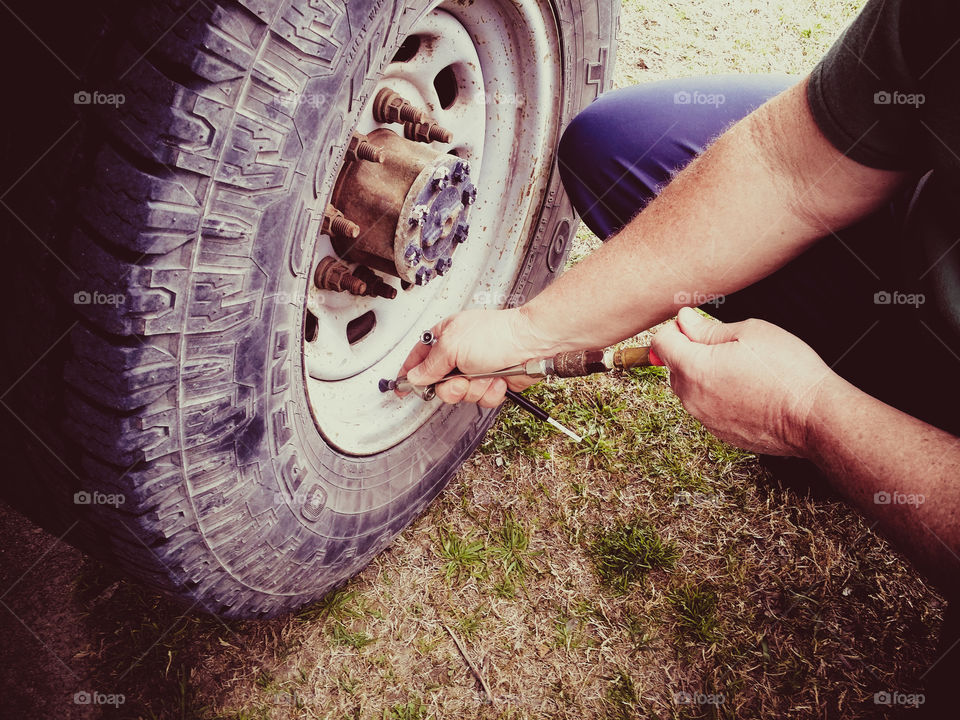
[{"xmin": 0, "ymin": 0, "xmax": 618, "ymax": 618}]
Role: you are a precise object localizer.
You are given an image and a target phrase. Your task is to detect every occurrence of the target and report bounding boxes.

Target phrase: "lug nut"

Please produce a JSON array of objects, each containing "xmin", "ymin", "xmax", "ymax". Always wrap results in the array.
[
  {"xmin": 461, "ymin": 183, "xmax": 477, "ymax": 206},
  {"xmin": 435, "ymin": 258, "xmax": 452, "ymax": 276},
  {"xmin": 404, "ymin": 245, "xmax": 422, "ymax": 267},
  {"xmin": 372, "ymin": 88, "xmax": 428, "ymax": 125},
  {"xmin": 322, "ymin": 204, "xmax": 360, "ymax": 239},
  {"xmin": 431, "ymin": 167, "xmax": 449, "ymax": 190},
  {"xmin": 348, "ymin": 133, "xmax": 386, "ymax": 163},
  {"xmin": 451, "ymin": 161, "xmax": 470, "ymax": 183},
  {"xmin": 404, "ymin": 120, "xmax": 454, "ymax": 144},
  {"xmin": 408, "ymin": 205, "xmax": 428, "ymax": 227},
  {"xmin": 314, "ymin": 256, "xmax": 367, "ymax": 296},
  {"xmin": 415, "ymin": 267, "xmax": 434, "ymax": 286},
  {"xmin": 452, "ymin": 224, "xmax": 469, "ymax": 245}
]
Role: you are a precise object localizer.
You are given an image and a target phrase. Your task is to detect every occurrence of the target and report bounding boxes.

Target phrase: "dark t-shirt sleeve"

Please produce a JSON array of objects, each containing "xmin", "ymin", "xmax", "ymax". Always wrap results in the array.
[{"xmin": 807, "ymin": 0, "xmax": 924, "ymax": 171}]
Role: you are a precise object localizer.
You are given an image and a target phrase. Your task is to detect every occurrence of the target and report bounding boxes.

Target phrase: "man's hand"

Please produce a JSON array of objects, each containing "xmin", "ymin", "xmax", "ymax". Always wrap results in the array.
[
  {"xmin": 651, "ymin": 306, "xmax": 837, "ymax": 456},
  {"xmin": 397, "ymin": 307, "xmax": 548, "ymax": 407}
]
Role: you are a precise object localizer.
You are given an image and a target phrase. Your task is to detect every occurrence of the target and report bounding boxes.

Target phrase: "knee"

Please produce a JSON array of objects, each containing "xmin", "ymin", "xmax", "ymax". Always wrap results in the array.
[{"xmin": 558, "ymin": 101, "xmax": 613, "ymax": 184}]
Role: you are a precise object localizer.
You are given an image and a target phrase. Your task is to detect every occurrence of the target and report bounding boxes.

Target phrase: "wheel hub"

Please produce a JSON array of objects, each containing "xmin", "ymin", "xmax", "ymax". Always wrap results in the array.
[{"xmin": 328, "ymin": 126, "xmax": 474, "ymax": 285}]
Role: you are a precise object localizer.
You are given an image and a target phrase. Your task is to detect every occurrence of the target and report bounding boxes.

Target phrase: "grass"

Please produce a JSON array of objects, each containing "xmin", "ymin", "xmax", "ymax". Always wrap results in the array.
[
  {"xmin": 436, "ymin": 528, "xmax": 488, "ymax": 582},
  {"xmin": 2, "ymin": 2, "xmax": 945, "ymax": 720},
  {"xmin": 330, "ymin": 621, "xmax": 375, "ymax": 649},
  {"xmin": 591, "ymin": 518, "xmax": 680, "ymax": 592},
  {"xmin": 604, "ymin": 670, "xmax": 641, "ymax": 720},
  {"xmin": 669, "ymin": 583, "xmax": 722, "ymax": 644},
  {"xmin": 491, "ymin": 514, "xmax": 531, "ymax": 577},
  {"xmin": 383, "ymin": 697, "xmax": 430, "ymax": 720},
  {"xmin": 454, "ymin": 606, "xmax": 487, "ymax": 640}
]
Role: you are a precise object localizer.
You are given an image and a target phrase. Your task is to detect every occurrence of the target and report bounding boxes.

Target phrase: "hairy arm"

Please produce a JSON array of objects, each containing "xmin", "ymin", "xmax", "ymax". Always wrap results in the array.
[
  {"xmin": 519, "ymin": 78, "xmax": 905, "ymax": 355},
  {"xmin": 807, "ymin": 375, "xmax": 960, "ymax": 596},
  {"xmin": 651, "ymin": 307, "xmax": 960, "ymax": 597},
  {"xmin": 403, "ymin": 77, "xmax": 904, "ymax": 406}
]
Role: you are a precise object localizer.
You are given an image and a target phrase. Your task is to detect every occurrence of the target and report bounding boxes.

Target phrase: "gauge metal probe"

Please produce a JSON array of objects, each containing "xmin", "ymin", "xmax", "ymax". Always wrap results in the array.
[
  {"xmin": 379, "ymin": 368, "xmax": 581, "ymax": 441},
  {"xmin": 504, "ymin": 388, "xmax": 582, "ymax": 442}
]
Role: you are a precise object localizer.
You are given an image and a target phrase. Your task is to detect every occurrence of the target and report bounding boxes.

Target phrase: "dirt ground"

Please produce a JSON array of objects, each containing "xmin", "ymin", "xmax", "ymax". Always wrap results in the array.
[{"xmin": 1, "ymin": 1, "xmax": 946, "ymax": 719}]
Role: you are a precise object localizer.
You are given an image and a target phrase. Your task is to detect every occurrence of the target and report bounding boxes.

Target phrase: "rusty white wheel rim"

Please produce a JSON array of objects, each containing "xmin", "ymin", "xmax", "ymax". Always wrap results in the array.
[{"xmin": 304, "ymin": 0, "xmax": 561, "ymax": 455}]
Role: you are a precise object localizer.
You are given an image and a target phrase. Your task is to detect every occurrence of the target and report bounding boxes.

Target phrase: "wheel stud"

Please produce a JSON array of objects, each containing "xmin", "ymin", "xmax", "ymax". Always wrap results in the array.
[
  {"xmin": 373, "ymin": 88, "xmax": 428, "ymax": 125},
  {"xmin": 353, "ymin": 265, "xmax": 398, "ymax": 300},
  {"xmin": 348, "ymin": 133, "xmax": 386, "ymax": 163},
  {"xmin": 431, "ymin": 167, "xmax": 450, "ymax": 190},
  {"xmin": 404, "ymin": 120, "xmax": 453, "ymax": 144},
  {"xmin": 322, "ymin": 204, "xmax": 360, "ymax": 239},
  {"xmin": 314, "ymin": 256, "xmax": 367, "ymax": 296}
]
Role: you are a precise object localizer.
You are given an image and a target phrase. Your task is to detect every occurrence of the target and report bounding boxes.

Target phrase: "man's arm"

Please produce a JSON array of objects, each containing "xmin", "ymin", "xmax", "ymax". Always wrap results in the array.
[
  {"xmin": 403, "ymin": 78, "xmax": 905, "ymax": 404},
  {"xmin": 651, "ymin": 307, "xmax": 960, "ymax": 598},
  {"xmin": 808, "ymin": 374, "xmax": 960, "ymax": 598},
  {"xmin": 520, "ymin": 77, "xmax": 905, "ymax": 354}
]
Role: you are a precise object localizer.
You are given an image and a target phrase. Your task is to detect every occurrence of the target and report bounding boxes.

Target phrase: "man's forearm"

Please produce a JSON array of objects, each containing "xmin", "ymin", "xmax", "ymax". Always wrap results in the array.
[
  {"xmin": 521, "ymin": 79, "xmax": 904, "ymax": 355},
  {"xmin": 806, "ymin": 377, "xmax": 960, "ymax": 597}
]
